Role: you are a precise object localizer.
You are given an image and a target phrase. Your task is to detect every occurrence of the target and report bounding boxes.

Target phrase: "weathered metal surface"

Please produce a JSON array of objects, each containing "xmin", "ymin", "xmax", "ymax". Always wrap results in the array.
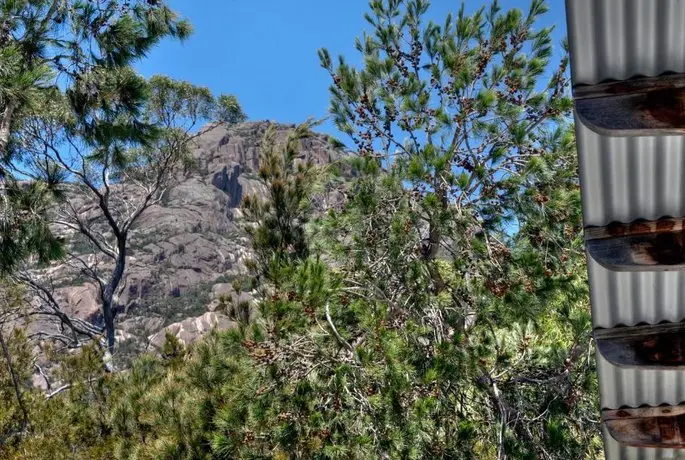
[
  {"xmin": 586, "ymin": 218, "xmax": 685, "ymax": 271},
  {"xmin": 588, "ymin": 254, "xmax": 685, "ymax": 329},
  {"xmin": 567, "ymin": 0, "xmax": 685, "ymax": 456},
  {"xmin": 566, "ymin": 0, "xmax": 685, "ymax": 86},
  {"xmin": 575, "ymin": 74, "xmax": 685, "ymax": 136},
  {"xmin": 596, "ymin": 349, "xmax": 685, "ymax": 410},
  {"xmin": 577, "ymin": 121, "xmax": 685, "ymax": 228},
  {"xmin": 602, "ymin": 424, "xmax": 685, "ymax": 459},
  {"xmin": 595, "ymin": 322, "xmax": 685, "ymax": 369},
  {"xmin": 604, "ymin": 405, "xmax": 685, "ymax": 449}
]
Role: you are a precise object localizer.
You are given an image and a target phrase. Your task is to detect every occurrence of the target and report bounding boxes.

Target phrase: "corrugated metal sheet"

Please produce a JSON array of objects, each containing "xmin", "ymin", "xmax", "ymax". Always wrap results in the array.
[
  {"xmin": 566, "ymin": 0, "xmax": 685, "ymax": 455},
  {"xmin": 588, "ymin": 255, "xmax": 685, "ymax": 328},
  {"xmin": 577, "ymin": 121, "xmax": 685, "ymax": 227},
  {"xmin": 568, "ymin": 1, "xmax": 685, "ymax": 376},
  {"xmin": 602, "ymin": 426, "xmax": 685, "ymax": 459},
  {"xmin": 597, "ymin": 350, "xmax": 685, "ymax": 409},
  {"xmin": 567, "ymin": 0, "xmax": 685, "ymax": 86}
]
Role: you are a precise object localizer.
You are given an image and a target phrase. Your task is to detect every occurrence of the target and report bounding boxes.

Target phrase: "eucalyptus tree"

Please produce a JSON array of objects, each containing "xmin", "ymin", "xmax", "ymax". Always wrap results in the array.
[{"xmin": 0, "ymin": 1, "xmax": 246, "ymax": 359}]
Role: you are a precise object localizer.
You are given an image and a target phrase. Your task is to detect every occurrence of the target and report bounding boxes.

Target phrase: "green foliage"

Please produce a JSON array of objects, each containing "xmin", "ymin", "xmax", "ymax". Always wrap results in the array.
[
  {"xmin": 0, "ymin": 327, "xmax": 33, "ymax": 445},
  {"xmin": 0, "ymin": 0, "xmax": 196, "ymax": 270},
  {"xmin": 242, "ymin": 120, "xmax": 321, "ymax": 287},
  {"xmin": 0, "ymin": 0, "xmax": 246, "ymax": 355},
  {"xmin": 0, "ymin": 1, "xmax": 601, "ymax": 459},
  {"xmin": 145, "ymin": 283, "xmax": 213, "ymax": 326},
  {"xmin": 161, "ymin": 331, "xmax": 186, "ymax": 363},
  {"xmin": 147, "ymin": 76, "xmax": 246, "ymax": 129},
  {"xmin": 0, "ymin": 180, "xmax": 64, "ymax": 272},
  {"xmin": 217, "ymin": 94, "xmax": 248, "ymax": 125}
]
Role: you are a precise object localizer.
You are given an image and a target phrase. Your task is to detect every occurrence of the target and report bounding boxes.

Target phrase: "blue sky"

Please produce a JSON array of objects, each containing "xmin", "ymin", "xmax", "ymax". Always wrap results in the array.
[{"xmin": 136, "ymin": 0, "xmax": 568, "ymax": 139}]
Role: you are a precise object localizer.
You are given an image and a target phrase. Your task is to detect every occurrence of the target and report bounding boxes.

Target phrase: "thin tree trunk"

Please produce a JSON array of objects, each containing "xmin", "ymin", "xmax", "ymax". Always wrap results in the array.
[
  {"xmin": 0, "ymin": 327, "xmax": 30, "ymax": 432},
  {"xmin": 101, "ymin": 237, "xmax": 127, "ymax": 364},
  {"xmin": 423, "ymin": 182, "xmax": 448, "ymax": 261},
  {"xmin": 0, "ymin": 102, "xmax": 17, "ymax": 157},
  {"xmin": 101, "ymin": 295, "xmax": 116, "ymax": 372},
  {"xmin": 102, "ymin": 301, "xmax": 116, "ymax": 352}
]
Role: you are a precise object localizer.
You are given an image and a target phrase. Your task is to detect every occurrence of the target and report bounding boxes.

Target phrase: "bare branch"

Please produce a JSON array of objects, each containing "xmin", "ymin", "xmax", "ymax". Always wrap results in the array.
[
  {"xmin": 15, "ymin": 271, "xmax": 103, "ymax": 341},
  {"xmin": 325, "ymin": 302, "xmax": 355, "ymax": 355}
]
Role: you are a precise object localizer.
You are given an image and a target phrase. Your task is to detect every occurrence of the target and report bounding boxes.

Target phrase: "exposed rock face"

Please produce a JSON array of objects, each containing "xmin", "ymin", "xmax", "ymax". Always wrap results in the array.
[
  {"xmin": 212, "ymin": 165, "xmax": 244, "ymax": 207},
  {"xmin": 55, "ymin": 283, "xmax": 101, "ymax": 323},
  {"xmin": 147, "ymin": 312, "xmax": 237, "ymax": 349},
  {"xmin": 47, "ymin": 121, "xmax": 347, "ymax": 351}
]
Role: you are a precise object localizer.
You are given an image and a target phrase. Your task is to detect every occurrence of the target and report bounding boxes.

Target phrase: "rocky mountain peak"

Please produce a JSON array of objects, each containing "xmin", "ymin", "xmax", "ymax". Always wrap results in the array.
[{"xmin": 45, "ymin": 121, "xmax": 348, "ymax": 359}]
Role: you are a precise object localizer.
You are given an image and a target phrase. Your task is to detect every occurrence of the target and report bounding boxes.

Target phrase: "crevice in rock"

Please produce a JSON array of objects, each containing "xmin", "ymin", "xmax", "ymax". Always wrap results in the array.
[{"xmin": 212, "ymin": 164, "xmax": 243, "ymax": 207}]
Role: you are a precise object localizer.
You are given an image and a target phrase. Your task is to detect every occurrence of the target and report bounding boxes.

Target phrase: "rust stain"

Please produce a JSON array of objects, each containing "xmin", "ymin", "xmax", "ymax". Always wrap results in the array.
[
  {"xmin": 605, "ymin": 408, "xmax": 685, "ymax": 448},
  {"xmin": 640, "ymin": 230, "xmax": 685, "ymax": 265},
  {"xmin": 634, "ymin": 331, "xmax": 685, "ymax": 365},
  {"xmin": 658, "ymin": 416, "xmax": 676, "ymax": 441},
  {"xmin": 593, "ymin": 219, "xmax": 685, "ymax": 266},
  {"xmin": 642, "ymin": 338, "xmax": 658, "ymax": 349},
  {"xmin": 657, "ymin": 219, "xmax": 677, "ymax": 232},
  {"xmin": 604, "ymin": 78, "xmax": 679, "ymax": 95},
  {"xmin": 606, "ymin": 222, "xmax": 627, "ymax": 237},
  {"xmin": 637, "ymin": 417, "xmax": 660, "ymax": 443},
  {"xmin": 668, "ymin": 414, "xmax": 685, "ymax": 443},
  {"xmin": 601, "ymin": 218, "xmax": 684, "ymax": 239},
  {"xmin": 604, "ymin": 220, "xmax": 652, "ymax": 238},
  {"xmin": 631, "ymin": 221, "xmax": 652, "ymax": 234},
  {"xmin": 601, "ymin": 73, "xmax": 684, "ymax": 94},
  {"xmin": 643, "ymin": 88, "xmax": 685, "ymax": 127},
  {"xmin": 605, "ymin": 82, "xmax": 638, "ymax": 95},
  {"xmin": 616, "ymin": 409, "xmax": 632, "ymax": 418},
  {"xmin": 678, "ymin": 413, "xmax": 685, "ymax": 434}
]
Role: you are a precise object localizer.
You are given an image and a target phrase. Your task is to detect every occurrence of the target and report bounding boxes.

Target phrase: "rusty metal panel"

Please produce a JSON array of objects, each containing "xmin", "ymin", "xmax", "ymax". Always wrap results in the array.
[
  {"xmin": 575, "ymin": 74, "xmax": 685, "ymax": 136},
  {"xmin": 586, "ymin": 217, "xmax": 685, "ymax": 271},
  {"xmin": 594, "ymin": 322, "xmax": 685, "ymax": 369},
  {"xmin": 603, "ymin": 425, "xmax": 685, "ymax": 459},
  {"xmin": 567, "ymin": 0, "xmax": 685, "ymax": 86},
  {"xmin": 604, "ymin": 405, "xmax": 685, "ymax": 449},
  {"xmin": 566, "ymin": 1, "xmax": 685, "ymax": 455}
]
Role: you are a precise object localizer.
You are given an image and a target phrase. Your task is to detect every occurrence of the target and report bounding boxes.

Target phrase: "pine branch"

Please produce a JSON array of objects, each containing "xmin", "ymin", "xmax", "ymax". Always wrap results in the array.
[
  {"xmin": 325, "ymin": 302, "xmax": 355, "ymax": 355},
  {"xmin": 0, "ymin": 327, "xmax": 30, "ymax": 432}
]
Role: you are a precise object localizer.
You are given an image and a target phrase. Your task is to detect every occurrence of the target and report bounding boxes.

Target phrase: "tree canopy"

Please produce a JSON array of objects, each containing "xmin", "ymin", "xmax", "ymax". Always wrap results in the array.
[{"xmin": 0, "ymin": 1, "xmax": 600, "ymax": 459}]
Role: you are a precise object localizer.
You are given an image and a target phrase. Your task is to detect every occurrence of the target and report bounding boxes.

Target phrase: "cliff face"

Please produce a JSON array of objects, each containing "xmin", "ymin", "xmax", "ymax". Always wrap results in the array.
[{"xmin": 46, "ymin": 121, "xmax": 347, "ymax": 354}]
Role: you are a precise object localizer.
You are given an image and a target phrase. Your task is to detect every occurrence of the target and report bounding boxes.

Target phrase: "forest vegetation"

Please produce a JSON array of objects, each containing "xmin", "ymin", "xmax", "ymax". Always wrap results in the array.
[{"xmin": 0, "ymin": 0, "xmax": 599, "ymax": 458}]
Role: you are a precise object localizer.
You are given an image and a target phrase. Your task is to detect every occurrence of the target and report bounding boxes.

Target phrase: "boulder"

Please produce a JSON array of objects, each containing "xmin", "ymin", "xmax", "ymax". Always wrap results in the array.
[
  {"xmin": 55, "ymin": 283, "xmax": 101, "ymax": 322},
  {"xmin": 148, "ymin": 312, "xmax": 237, "ymax": 349}
]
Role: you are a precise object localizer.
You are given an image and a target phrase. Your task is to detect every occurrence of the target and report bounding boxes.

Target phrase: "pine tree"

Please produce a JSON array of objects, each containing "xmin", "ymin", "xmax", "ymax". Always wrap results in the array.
[
  {"xmin": 242, "ymin": 121, "xmax": 319, "ymax": 285},
  {"xmin": 13, "ymin": 75, "xmax": 244, "ymax": 358},
  {"xmin": 0, "ymin": 0, "xmax": 192, "ymax": 346},
  {"xmin": 209, "ymin": 0, "xmax": 599, "ymax": 457},
  {"xmin": 0, "ymin": 2, "xmax": 246, "ymax": 358},
  {"xmin": 0, "ymin": 1, "xmax": 191, "ymax": 142},
  {"xmin": 0, "ymin": 1, "xmax": 602, "ymax": 459}
]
